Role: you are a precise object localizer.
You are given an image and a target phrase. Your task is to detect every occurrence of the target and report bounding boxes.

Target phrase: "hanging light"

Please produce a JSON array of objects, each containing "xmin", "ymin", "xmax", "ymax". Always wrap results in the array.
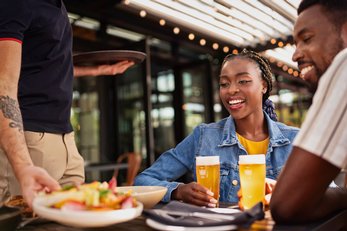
[
  {"xmin": 223, "ymin": 46, "xmax": 230, "ymax": 53},
  {"xmin": 212, "ymin": 43, "xmax": 219, "ymax": 50},
  {"xmin": 188, "ymin": 33, "xmax": 195, "ymax": 40},
  {"xmin": 173, "ymin": 27, "xmax": 180, "ymax": 34},
  {"xmin": 139, "ymin": 10, "xmax": 147, "ymax": 17},
  {"xmin": 159, "ymin": 19, "xmax": 166, "ymax": 26},
  {"xmin": 200, "ymin": 39, "xmax": 206, "ymax": 46}
]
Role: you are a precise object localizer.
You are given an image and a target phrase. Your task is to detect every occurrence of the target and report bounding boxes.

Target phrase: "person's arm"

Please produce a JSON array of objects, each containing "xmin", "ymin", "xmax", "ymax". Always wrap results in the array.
[
  {"xmin": 134, "ymin": 125, "xmax": 217, "ymax": 207},
  {"xmin": 73, "ymin": 60, "xmax": 134, "ymax": 77},
  {"xmin": 0, "ymin": 40, "xmax": 60, "ymax": 206},
  {"xmin": 134, "ymin": 147, "xmax": 216, "ymax": 207},
  {"xmin": 270, "ymin": 146, "xmax": 347, "ymax": 224}
]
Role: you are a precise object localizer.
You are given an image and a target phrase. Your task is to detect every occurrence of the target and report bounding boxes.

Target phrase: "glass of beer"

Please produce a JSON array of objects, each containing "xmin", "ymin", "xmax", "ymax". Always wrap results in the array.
[
  {"xmin": 239, "ymin": 154, "xmax": 266, "ymax": 210},
  {"xmin": 196, "ymin": 156, "xmax": 220, "ymax": 202}
]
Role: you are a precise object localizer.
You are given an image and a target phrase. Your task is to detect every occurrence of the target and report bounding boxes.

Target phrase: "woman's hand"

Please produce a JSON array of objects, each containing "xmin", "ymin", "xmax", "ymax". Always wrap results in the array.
[{"xmin": 171, "ymin": 182, "xmax": 218, "ymax": 207}]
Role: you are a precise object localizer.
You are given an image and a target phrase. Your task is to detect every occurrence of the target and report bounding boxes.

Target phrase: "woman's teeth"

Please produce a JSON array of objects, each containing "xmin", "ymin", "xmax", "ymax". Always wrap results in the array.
[{"xmin": 228, "ymin": 99, "xmax": 243, "ymax": 105}]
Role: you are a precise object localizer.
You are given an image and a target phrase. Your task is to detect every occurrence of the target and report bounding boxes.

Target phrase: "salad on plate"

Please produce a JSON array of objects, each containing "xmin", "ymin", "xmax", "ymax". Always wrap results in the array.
[
  {"xmin": 32, "ymin": 178, "xmax": 143, "ymax": 227},
  {"xmin": 46, "ymin": 178, "xmax": 136, "ymax": 211}
]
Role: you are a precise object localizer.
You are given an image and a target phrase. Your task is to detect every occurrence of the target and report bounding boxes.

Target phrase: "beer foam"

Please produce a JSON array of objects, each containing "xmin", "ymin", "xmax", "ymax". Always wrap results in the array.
[
  {"xmin": 196, "ymin": 156, "xmax": 220, "ymax": 165},
  {"xmin": 239, "ymin": 154, "xmax": 265, "ymax": 164}
]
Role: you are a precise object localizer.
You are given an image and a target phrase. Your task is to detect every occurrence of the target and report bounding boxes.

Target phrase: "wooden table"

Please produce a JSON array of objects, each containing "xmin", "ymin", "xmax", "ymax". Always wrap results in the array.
[{"xmin": 18, "ymin": 209, "xmax": 347, "ymax": 231}]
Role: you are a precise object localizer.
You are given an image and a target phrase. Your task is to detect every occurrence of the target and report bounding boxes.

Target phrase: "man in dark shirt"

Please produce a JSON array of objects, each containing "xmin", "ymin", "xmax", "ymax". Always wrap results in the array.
[{"xmin": 0, "ymin": 0, "xmax": 133, "ymax": 206}]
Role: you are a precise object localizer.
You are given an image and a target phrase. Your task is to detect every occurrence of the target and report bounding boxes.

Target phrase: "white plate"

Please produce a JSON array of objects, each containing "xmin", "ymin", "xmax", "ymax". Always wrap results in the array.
[
  {"xmin": 32, "ymin": 193, "xmax": 143, "ymax": 228},
  {"xmin": 146, "ymin": 218, "xmax": 237, "ymax": 231}
]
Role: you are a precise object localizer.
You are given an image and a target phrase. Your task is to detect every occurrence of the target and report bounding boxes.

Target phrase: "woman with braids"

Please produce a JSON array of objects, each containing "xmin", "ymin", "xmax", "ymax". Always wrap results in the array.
[{"xmin": 135, "ymin": 49, "xmax": 299, "ymax": 207}]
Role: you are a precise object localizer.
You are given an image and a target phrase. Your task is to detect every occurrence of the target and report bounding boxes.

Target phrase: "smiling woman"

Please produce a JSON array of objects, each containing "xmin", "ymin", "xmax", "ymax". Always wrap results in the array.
[
  {"xmin": 134, "ymin": 49, "xmax": 299, "ymax": 207},
  {"xmin": 219, "ymin": 49, "xmax": 275, "ymax": 123}
]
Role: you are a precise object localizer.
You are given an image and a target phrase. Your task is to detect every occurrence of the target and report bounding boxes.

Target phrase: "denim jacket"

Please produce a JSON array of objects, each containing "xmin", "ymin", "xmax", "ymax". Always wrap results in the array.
[{"xmin": 135, "ymin": 112, "xmax": 299, "ymax": 203}]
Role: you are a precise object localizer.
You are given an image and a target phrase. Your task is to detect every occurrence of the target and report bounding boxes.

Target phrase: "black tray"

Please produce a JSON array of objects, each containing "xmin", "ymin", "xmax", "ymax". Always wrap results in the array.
[{"xmin": 73, "ymin": 50, "xmax": 146, "ymax": 66}]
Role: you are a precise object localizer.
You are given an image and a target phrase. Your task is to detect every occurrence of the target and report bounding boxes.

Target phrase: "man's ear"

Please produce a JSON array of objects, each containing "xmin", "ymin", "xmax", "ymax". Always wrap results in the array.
[{"xmin": 341, "ymin": 22, "xmax": 347, "ymax": 48}]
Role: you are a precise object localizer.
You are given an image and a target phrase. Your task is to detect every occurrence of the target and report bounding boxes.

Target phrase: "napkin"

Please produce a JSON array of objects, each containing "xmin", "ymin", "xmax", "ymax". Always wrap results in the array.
[{"xmin": 143, "ymin": 201, "xmax": 264, "ymax": 227}]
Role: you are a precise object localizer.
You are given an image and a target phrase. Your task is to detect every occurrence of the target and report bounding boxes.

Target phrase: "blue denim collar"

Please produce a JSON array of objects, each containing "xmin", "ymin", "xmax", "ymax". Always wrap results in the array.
[{"xmin": 219, "ymin": 112, "xmax": 291, "ymax": 148}]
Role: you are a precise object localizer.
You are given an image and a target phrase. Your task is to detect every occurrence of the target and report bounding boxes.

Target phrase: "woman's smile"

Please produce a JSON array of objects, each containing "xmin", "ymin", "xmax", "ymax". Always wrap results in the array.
[{"xmin": 227, "ymin": 98, "xmax": 246, "ymax": 110}]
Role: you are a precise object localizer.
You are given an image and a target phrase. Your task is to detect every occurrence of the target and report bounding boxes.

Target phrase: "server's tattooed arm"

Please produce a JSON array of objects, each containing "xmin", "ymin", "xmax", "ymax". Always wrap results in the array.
[{"xmin": 0, "ymin": 95, "xmax": 23, "ymax": 132}]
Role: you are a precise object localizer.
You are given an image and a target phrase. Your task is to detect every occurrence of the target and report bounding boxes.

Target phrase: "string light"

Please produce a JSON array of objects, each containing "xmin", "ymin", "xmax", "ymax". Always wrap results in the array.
[
  {"xmin": 159, "ymin": 19, "xmax": 166, "ymax": 26},
  {"xmin": 212, "ymin": 43, "xmax": 219, "ymax": 50},
  {"xmin": 223, "ymin": 46, "xmax": 229, "ymax": 53},
  {"xmin": 136, "ymin": 8, "xmax": 299, "ymax": 78},
  {"xmin": 270, "ymin": 60, "xmax": 299, "ymax": 78},
  {"xmin": 139, "ymin": 10, "xmax": 147, "ymax": 17},
  {"xmin": 173, "ymin": 27, "xmax": 180, "ymax": 34},
  {"xmin": 188, "ymin": 33, "xmax": 195, "ymax": 40}
]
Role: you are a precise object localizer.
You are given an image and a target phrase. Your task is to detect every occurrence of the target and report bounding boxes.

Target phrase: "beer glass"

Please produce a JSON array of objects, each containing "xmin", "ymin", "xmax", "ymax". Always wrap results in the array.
[
  {"xmin": 196, "ymin": 156, "xmax": 220, "ymax": 202},
  {"xmin": 239, "ymin": 154, "xmax": 266, "ymax": 210}
]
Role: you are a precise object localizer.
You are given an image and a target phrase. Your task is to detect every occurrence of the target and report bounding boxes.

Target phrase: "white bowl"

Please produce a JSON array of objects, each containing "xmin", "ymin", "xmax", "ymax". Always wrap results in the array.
[
  {"xmin": 116, "ymin": 186, "xmax": 167, "ymax": 209},
  {"xmin": 32, "ymin": 193, "xmax": 143, "ymax": 228}
]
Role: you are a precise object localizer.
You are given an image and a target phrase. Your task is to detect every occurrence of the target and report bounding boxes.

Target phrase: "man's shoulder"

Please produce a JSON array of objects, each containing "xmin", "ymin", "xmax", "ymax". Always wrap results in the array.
[
  {"xmin": 329, "ymin": 48, "xmax": 347, "ymax": 71},
  {"xmin": 337, "ymin": 47, "xmax": 347, "ymax": 59},
  {"xmin": 314, "ymin": 48, "xmax": 347, "ymax": 97}
]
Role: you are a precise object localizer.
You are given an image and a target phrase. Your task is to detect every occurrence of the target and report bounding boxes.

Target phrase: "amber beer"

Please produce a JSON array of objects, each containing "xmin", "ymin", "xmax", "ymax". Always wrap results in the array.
[
  {"xmin": 239, "ymin": 154, "xmax": 266, "ymax": 210},
  {"xmin": 196, "ymin": 156, "xmax": 220, "ymax": 201}
]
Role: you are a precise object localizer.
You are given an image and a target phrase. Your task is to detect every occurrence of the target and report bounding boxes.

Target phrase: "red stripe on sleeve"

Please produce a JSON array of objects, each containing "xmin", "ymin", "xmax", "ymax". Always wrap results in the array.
[{"xmin": 0, "ymin": 38, "xmax": 22, "ymax": 44}]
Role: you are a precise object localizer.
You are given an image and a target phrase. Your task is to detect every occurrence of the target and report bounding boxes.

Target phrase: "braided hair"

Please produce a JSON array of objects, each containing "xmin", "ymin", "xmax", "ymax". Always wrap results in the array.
[{"xmin": 222, "ymin": 49, "xmax": 278, "ymax": 121}]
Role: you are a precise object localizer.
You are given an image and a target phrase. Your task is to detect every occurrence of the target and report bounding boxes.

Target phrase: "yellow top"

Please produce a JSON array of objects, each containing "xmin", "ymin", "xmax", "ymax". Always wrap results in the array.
[{"xmin": 236, "ymin": 133, "xmax": 269, "ymax": 155}]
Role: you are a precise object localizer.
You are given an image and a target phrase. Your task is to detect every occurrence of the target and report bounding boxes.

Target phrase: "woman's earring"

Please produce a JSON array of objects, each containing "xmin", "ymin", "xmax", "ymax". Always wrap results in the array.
[{"xmin": 262, "ymin": 89, "xmax": 267, "ymax": 94}]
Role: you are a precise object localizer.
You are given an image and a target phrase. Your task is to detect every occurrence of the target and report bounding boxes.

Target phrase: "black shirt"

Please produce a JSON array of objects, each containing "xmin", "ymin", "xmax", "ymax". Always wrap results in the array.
[{"xmin": 0, "ymin": 0, "xmax": 73, "ymax": 133}]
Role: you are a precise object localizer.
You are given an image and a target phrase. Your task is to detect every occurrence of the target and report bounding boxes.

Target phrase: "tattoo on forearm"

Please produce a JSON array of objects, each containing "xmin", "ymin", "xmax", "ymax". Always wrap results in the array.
[{"xmin": 0, "ymin": 95, "xmax": 24, "ymax": 132}]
